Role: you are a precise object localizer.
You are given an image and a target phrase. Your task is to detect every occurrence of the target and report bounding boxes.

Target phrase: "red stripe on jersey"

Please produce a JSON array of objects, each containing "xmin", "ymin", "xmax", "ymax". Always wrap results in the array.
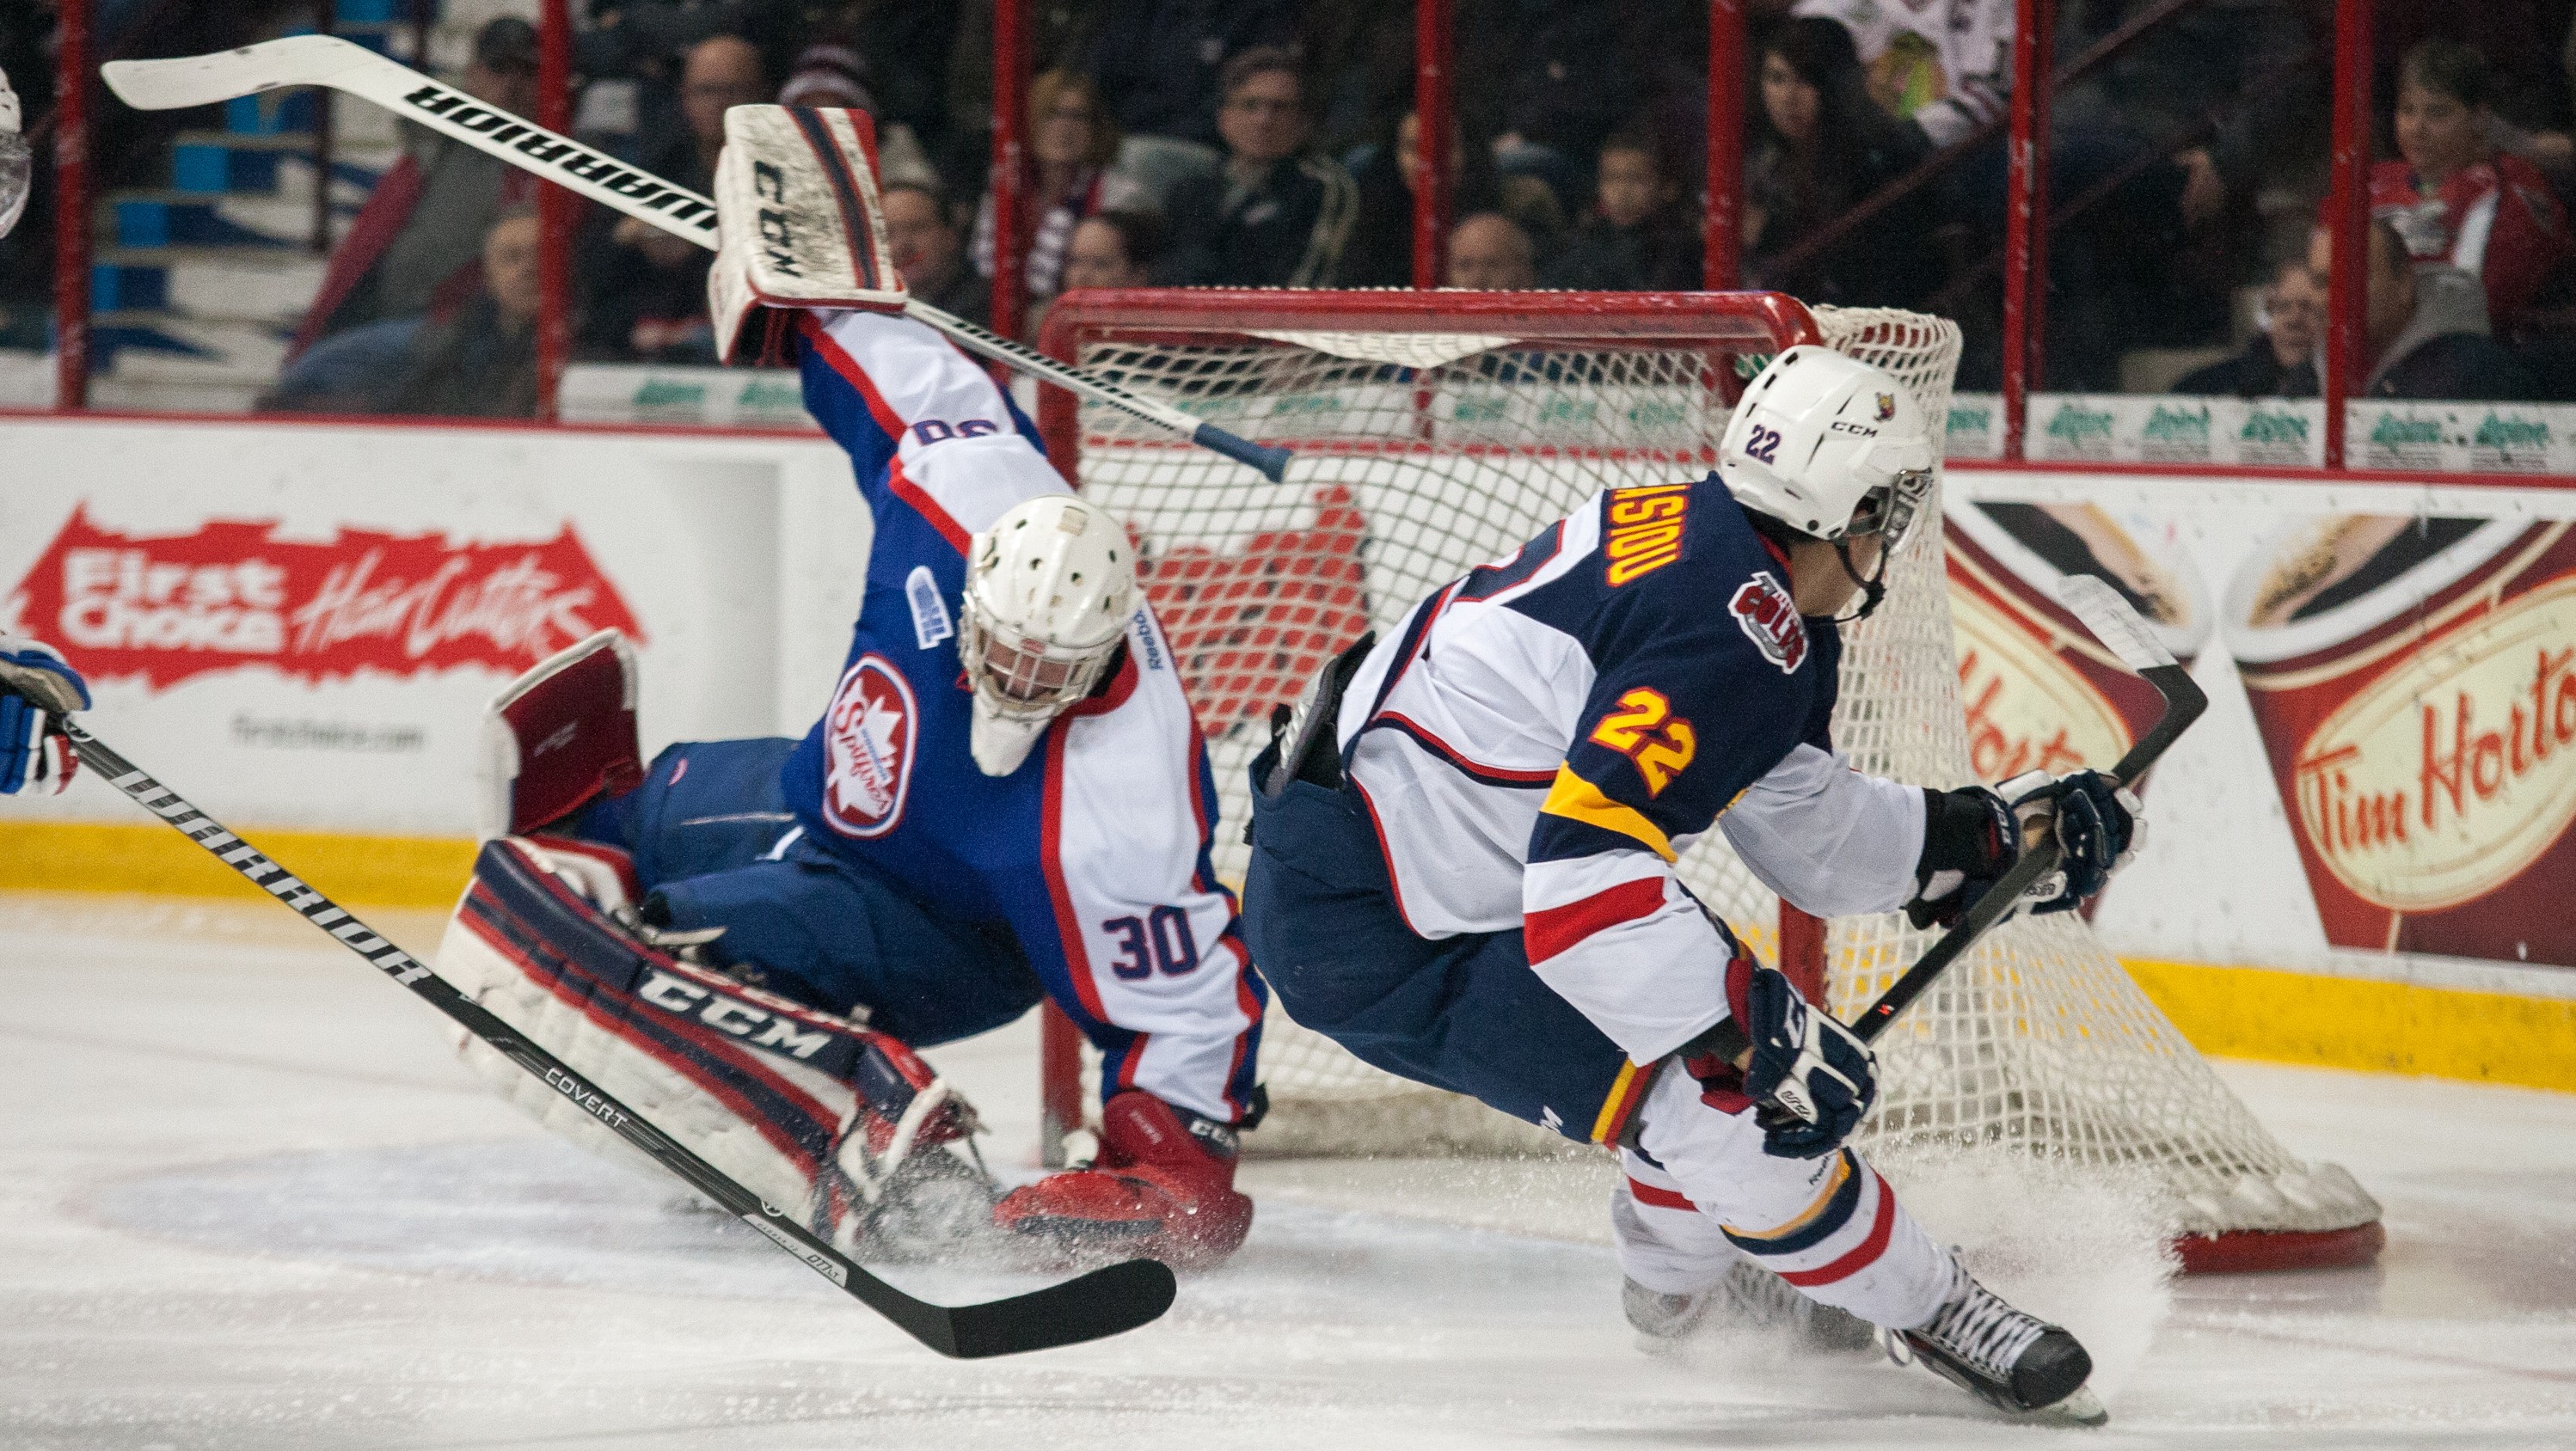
[
  {"xmin": 1377, "ymin": 712, "xmax": 1559, "ymax": 785},
  {"xmin": 1524, "ymin": 877, "xmax": 1668, "ymax": 964},
  {"xmin": 1350, "ymin": 777, "xmax": 1424, "ymax": 937},
  {"xmin": 1777, "ymin": 1173, "xmax": 1898, "ymax": 1287},
  {"xmin": 1039, "ymin": 724, "xmax": 1112, "ymax": 1025},
  {"xmin": 802, "ymin": 315, "xmax": 972, "ymax": 553},
  {"xmin": 1628, "ymin": 1177, "xmax": 1697, "ymax": 1212}
]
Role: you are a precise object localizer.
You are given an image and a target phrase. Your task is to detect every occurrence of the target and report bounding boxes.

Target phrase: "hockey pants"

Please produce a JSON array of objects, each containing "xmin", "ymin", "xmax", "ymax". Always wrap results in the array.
[
  {"xmin": 564, "ymin": 738, "xmax": 1045, "ymax": 1047},
  {"xmin": 1242, "ymin": 749, "xmax": 1953, "ymax": 1331}
]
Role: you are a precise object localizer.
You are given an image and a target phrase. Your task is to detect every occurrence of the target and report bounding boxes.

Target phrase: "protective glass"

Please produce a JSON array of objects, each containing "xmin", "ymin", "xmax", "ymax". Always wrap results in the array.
[{"xmin": 0, "ymin": 130, "xmax": 30, "ymax": 241}]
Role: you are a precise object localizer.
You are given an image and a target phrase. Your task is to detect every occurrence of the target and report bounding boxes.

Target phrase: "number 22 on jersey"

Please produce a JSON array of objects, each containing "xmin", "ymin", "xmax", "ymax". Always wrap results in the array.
[{"xmin": 1587, "ymin": 688, "xmax": 1696, "ymax": 795}]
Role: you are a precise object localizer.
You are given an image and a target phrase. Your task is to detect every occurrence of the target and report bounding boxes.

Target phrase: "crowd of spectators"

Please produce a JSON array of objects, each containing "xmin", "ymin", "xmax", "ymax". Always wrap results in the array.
[{"xmin": 264, "ymin": 0, "xmax": 2576, "ymax": 417}]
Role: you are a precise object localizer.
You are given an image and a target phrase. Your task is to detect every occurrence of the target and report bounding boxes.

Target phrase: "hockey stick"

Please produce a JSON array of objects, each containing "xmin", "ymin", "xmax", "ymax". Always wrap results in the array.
[
  {"xmin": 53, "ymin": 719, "xmax": 1176, "ymax": 1357},
  {"xmin": 100, "ymin": 36, "xmax": 1293, "ymax": 484},
  {"xmin": 1849, "ymin": 575, "xmax": 2206, "ymax": 1045}
]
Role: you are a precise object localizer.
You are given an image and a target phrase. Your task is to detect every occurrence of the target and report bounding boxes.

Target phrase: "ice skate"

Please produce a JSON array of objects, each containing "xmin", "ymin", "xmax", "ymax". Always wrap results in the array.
[
  {"xmin": 1888, "ymin": 1257, "xmax": 2107, "ymax": 1426},
  {"xmin": 1623, "ymin": 1258, "xmax": 1874, "ymax": 1353}
]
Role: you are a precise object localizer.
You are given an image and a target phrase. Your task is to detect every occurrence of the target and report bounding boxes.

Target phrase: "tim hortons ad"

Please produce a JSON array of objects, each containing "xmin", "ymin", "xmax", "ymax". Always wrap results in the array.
[{"xmin": 2225, "ymin": 517, "xmax": 2576, "ymax": 966}]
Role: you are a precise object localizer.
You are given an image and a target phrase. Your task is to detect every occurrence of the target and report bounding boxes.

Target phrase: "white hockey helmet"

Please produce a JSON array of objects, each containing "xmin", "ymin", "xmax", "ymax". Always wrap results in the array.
[
  {"xmin": 959, "ymin": 493, "xmax": 1139, "ymax": 775},
  {"xmin": 1718, "ymin": 345, "xmax": 1936, "ymax": 551}
]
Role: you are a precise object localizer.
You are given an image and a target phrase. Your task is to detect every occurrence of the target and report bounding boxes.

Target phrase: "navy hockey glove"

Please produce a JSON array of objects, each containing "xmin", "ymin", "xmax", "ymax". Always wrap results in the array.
[
  {"xmin": 1905, "ymin": 783, "xmax": 2018, "ymax": 929},
  {"xmin": 2003, "ymin": 768, "xmax": 2144, "ymax": 914},
  {"xmin": 0, "ymin": 633, "xmax": 89, "ymax": 795},
  {"xmin": 1695, "ymin": 957, "xmax": 1878, "ymax": 1160}
]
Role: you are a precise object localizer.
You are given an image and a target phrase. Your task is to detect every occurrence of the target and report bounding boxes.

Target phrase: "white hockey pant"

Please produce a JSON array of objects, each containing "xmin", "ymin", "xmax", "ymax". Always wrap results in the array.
[{"xmin": 1616, "ymin": 1067, "xmax": 1952, "ymax": 1331}]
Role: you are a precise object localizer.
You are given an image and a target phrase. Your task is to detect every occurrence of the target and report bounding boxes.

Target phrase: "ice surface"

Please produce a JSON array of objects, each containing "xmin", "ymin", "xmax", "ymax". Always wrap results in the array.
[{"xmin": 3, "ymin": 891, "xmax": 2573, "ymax": 1449}]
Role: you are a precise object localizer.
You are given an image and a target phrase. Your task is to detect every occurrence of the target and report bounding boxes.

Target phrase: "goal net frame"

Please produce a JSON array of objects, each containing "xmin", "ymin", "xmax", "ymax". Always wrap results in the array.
[{"xmin": 1030, "ymin": 287, "xmax": 2383, "ymax": 1277}]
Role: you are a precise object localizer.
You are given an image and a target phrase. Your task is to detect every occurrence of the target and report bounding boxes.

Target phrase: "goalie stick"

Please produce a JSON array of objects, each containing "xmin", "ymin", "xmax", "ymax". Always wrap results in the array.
[
  {"xmin": 53, "ymin": 719, "xmax": 1177, "ymax": 1358},
  {"xmin": 1849, "ymin": 574, "xmax": 2206, "ymax": 1044},
  {"xmin": 100, "ymin": 36, "xmax": 1293, "ymax": 485}
]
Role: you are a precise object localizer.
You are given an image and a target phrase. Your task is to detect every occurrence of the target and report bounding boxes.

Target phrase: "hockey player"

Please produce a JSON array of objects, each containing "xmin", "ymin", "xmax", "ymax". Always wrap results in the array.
[
  {"xmin": 1240, "ymin": 346, "xmax": 2137, "ymax": 1423},
  {"xmin": 440, "ymin": 111, "xmax": 1263, "ymax": 1270}
]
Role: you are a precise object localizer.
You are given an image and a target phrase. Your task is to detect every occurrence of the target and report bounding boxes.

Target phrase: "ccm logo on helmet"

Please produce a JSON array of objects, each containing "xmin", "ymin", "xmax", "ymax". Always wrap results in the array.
[
  {"xmin": 1603, "ymin": 481, "xmax": 1691, "ymax": 586},
  {"xmin": 1730, "ymin": 571, "xmax": 1807, "ymax": 673}
]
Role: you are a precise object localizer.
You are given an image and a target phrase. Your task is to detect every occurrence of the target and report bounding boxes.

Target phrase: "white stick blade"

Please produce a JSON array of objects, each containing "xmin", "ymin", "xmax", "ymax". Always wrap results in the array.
[
  {"xmin": 2054, "ymin": 573, "xmax": 2177, "ymax": 673},
  {"xmin": 104, "ymin": 34, "xmax": 369, "ymax": 111}
]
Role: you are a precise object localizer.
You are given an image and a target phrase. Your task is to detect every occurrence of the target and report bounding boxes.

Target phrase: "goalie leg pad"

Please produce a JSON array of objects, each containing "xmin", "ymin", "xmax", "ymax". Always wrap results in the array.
[
  {"xmin": 1626, "ymin": 1067, "xmax": 1952, "ymax": 1331},
  {"xmin": 435, "ymin": 837, "xmax": 987, "ymax": 1250}
]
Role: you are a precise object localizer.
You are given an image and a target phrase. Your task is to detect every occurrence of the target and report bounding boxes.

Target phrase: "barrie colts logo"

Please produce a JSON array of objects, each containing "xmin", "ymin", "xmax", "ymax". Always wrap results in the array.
[
  {"xmin": 821, "ymin": 653, "xmax": 917, "ymax": 838},
  {"xmin": 1730, "ymin": 571, "xmax": 1808, "ymax": 674},
  {"xmin": 906, "ymin": 566, "xmax": 954, "ymax": 650}
]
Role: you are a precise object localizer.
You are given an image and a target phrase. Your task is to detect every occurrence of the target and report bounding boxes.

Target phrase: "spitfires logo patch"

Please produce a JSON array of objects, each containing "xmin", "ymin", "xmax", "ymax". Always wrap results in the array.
[
  {"xmin": 1875, "ymin": 391, "xmax": 1897, "ymax": 421},
  {"xmin": 821, "ymin": 653, "xmax": 918, "ymax": 838},
  {"xmin": 1729, "ymin": 571, "xmax": 1808, "ymax": 674}
]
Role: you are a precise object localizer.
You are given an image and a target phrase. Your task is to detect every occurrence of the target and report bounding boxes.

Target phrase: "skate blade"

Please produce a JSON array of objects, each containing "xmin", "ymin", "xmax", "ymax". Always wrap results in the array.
[{"xmin": 2027, "ymin": 1385, "xmax": 2110, "ymax": 1428}]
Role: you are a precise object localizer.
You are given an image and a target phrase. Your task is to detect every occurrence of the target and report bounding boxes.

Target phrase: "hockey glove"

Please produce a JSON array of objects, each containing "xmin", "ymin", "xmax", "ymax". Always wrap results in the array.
[
  {"xmin": 0, "ymin": 633, "xmax": 89, "ymax": 795},
  {"xmin": 1905, "ymin": 783, "xmax": 2019, "ymax": 929},
  {"xmin": 1693, "ymin": 957, "xmax": 1878, "ymax": 1160},
  {"xmin": 2001, "ymin": 768, "xmax": 2144, "ymax": 914}
]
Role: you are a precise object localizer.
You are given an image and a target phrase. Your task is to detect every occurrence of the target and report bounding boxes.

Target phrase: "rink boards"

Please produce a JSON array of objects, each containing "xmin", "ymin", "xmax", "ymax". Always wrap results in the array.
[{"xmin": 0, "ymin": 410, "xmax": 2570, "ymax": 1090}]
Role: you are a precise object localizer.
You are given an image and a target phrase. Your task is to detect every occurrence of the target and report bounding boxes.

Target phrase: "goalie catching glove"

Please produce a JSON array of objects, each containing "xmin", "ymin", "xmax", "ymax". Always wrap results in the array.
[
  {"xmin": 708, "ymin": 103, "xmax": 906, "ymax": 364},
  {"xmin": 1683, "ymin": 957, "xmax": 1879, "ymax": 1160},
  {"xmin": 1906, "ymin": 768, "xmax": 2143, "ymax": 928}
]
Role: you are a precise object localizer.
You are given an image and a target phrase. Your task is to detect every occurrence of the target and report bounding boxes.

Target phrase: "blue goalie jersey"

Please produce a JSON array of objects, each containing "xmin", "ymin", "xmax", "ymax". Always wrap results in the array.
[{"xmin": 780, "ymin": 309, "xmax": 1264, "ymax": 1124}]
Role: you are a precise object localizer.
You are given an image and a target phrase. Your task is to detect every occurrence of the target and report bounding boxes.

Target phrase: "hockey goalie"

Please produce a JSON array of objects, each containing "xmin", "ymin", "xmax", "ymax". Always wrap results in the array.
[
  {"xmin": 1240, "ymin": 346, "xmax": 2142, "ymax": 1423},
  {"xmin": 433, "ymin": 105, "xmax": 1263, "ymax": 1271}
]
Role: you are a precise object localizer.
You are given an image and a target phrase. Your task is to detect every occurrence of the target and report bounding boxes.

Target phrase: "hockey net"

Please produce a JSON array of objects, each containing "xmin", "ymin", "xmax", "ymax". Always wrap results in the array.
[{"xmin": 1035, "ymin": 290, "xmax": 2381, "ymax": 1270}]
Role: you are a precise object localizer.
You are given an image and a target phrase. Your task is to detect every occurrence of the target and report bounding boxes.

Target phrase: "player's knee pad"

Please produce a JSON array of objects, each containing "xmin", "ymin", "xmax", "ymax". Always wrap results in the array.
[
  {"xmin": 1625, "ymin": 1066, "xmax": 1947, "ymax": 1326},
  {"xmin": 434, "ymin": 836, "xmax": 991, "ymax": 1256}
]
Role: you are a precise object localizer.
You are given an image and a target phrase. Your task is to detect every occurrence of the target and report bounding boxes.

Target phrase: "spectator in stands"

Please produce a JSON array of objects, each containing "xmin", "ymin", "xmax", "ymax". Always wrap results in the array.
[
  {"xmin": 1162, "ymin": 48, "xmax": 1359, "ymax": 288},
  {"xmin": 2174, "ymin": 260, "xmax": 2324, "ymax": 398},
  {"xmin": 1345, "ymin": 109, "xmax": 1561, "ymax": 288},
  {"xmin": 1086, "ymin": 0, "xmax": 1300, "ymax": 148},
  {"xmin": 580, "ymin": 33, "xmax": 764, "ymax": 363},
  {"xmin": 2372, "ymin": 40, "xmax": 2572, "ymax": 335},
  {"xmin": 1446, "ymin": 211, "xmax": 1539, "ymax": 290},
  {"xmin": 883, "ymin": 182, "xmax": 988, "ymax": 328},
  {"xmin": 1793, "ymin": 0, "xmax": 2010, "ymax": 153},
  {"xmin": 972, "ymin": 70, "xmax": 1150, "ymax": 321},
  {"xmin": 1544, "ymin": 128, "xmax": 1701, "ymax": 291},
  {"xmin": 291, "ymin": 16, "xmax": 539, "ymax": 359},
  {"xmin": 1063, "ymin": 210, "xmax": 1168, "ymax": 291},
  {"xmin": 381, "ymin": 207, "xmax": 543, "ymax": 419},
  {"xmin": 1743, "ymin": 17, "xmax": 1937, "ymax": 308},
  {"xmin": 1455, "ymin": 0, "xmax": 1671, "ymax": 212},
  {"xmin": 2360, "ymin": 217, "xmax": 2542, "ymax": 400},
  {"xmin": 776, "ymin": 39, "xmax": 936, "ymax": 187}
]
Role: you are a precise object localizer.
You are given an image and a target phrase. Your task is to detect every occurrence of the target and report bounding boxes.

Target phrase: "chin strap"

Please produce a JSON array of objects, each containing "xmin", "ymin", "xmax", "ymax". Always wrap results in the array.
[{"xmin": 1829, "ymin": 538, "xmax": 1890, "ymax": 623}]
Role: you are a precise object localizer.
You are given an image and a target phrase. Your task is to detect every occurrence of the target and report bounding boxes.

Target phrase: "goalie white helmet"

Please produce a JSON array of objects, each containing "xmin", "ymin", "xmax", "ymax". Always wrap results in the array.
[
  {"xmin": 1718, "ymin": 345, "xmax": 1935, "ymax": 551},
  {"xmin": 959, "ymin": 494, "xmax": 1138, "ymax": 776}
]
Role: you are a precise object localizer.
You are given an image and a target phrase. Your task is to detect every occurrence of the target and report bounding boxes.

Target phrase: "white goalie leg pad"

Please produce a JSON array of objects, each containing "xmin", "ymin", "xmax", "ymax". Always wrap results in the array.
[
  {"xmin": 1629, "ymin": 1068, "xmax": 1953, "ymax": 1330},
  {"xmin": 433, "ymin": 836, "xmax": 872, "ymax": 1231},
  {"xmin": 710, "ymin": 104, "xmax": 906, "ymax": 363}
]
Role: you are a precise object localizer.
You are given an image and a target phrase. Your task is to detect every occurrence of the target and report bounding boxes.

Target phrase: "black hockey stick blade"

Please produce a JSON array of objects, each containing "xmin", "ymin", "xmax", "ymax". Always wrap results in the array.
[
  {"xmin": 56, "ymin": 719, "xmax": 1176, "ymax": 1356},
  {"xmin": 1851, "ymin": 574, "xmax": 2206, "ymax": 1045}
]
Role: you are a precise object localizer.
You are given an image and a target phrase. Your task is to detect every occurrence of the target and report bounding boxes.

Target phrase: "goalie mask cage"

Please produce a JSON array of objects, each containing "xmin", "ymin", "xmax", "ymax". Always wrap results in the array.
[{"xmin": 1034, "ymin": 289, "xmax": 2382, "ymax": 1274}]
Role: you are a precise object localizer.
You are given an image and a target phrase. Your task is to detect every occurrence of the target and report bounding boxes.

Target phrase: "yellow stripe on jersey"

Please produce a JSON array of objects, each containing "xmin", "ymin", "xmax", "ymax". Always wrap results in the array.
[
  {"xmin": 1541, "ymin": 765, "xmax": 1674, "ymax": 861},
  {"xmin": 1721, "ymin": 1150, "xmax": 1854, "ymax": 1240}
]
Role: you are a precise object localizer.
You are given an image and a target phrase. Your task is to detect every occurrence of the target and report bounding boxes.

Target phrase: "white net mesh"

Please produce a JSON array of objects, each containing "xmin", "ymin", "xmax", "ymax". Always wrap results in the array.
[{"xmin": 1056, "ymin": 295, "xmax": 2377, "ymax": 1243}]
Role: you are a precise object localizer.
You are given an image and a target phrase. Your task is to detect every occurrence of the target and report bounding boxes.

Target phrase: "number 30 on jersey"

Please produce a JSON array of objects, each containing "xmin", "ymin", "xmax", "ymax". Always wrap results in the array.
[{"xmin": 1587, "ymin": 687, "xmax": 1696, "ymax": 795}]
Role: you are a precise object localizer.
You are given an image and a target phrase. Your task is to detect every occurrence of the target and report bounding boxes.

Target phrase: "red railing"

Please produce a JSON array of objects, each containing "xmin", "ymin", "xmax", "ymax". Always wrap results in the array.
[{"xmin": 7, "ymin": 0, "xmax": 2501, "ymax": 474}]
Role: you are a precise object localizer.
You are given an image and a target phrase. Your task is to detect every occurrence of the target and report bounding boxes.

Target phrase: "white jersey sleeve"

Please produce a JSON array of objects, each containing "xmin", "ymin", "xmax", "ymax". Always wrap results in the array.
[{"xmin": 1716, "ymin": 744, "xmax": 1925, "ymax": 918}]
